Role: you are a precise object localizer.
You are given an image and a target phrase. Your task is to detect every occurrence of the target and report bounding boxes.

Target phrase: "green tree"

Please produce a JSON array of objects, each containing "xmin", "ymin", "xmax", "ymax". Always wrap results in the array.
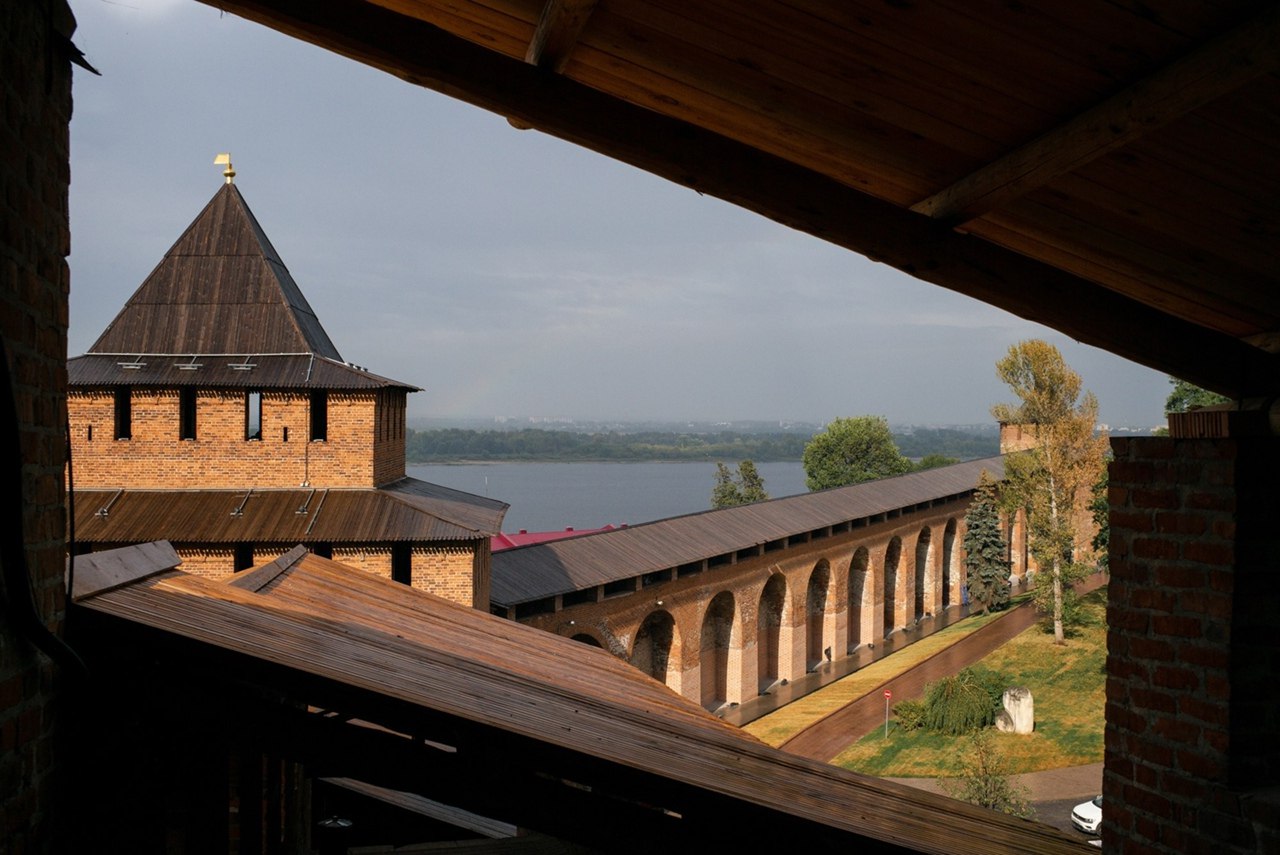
[
  {"xmin": 940, "ymin": 731, "xmax": 1036, "ymax": 819},
  {"xmin": 1090, "ymin": 467, "xmax": 1109, "ymax": 572},
  {"xmin": 963, "ymin": 471, "xmax": 1011, "ymax": 615},
  {"xmin": 711, "ymin": 460, "xmax": 769, "ymax": 509},
  {"xmin": 992, "ymin": 340, "xmax": 1108, "ymax": 645},
  {"xmin": 736, "ymin": 460, "xmax": 768, "ymax": 503},
  {"xmin": 914, "ymin": 453, "xmax": 959, "ymax": 471},
  {"xmin": 1165, "ymin": 377, "xmax": 1229, "ymax": 413},
  {"xmin": 802, "ymin": 416, "xmax": 911, "ymax": 491}
]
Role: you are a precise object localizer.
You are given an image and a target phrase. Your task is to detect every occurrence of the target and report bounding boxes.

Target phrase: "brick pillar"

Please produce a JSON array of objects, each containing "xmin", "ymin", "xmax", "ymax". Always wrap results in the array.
[
  {"xmin": 0, "ymin": 2, "xmax": 75, "ymax": 853},
  {"xmin": 1105, "ymin": 437, "xmax": 1280, "ymax": 853}
]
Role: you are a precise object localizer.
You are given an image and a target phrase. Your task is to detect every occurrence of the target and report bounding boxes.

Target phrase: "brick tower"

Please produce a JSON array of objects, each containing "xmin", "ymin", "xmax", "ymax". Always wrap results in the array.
[{"xmin": 67, "ymin": 171, "xmax": 505, "ymax": 607}]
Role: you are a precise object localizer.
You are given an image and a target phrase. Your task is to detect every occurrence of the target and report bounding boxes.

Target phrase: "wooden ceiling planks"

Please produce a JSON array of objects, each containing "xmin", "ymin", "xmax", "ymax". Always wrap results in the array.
[{"xmin": 201, "ymin": 0, "xmax": 1280, "ymax": 398}]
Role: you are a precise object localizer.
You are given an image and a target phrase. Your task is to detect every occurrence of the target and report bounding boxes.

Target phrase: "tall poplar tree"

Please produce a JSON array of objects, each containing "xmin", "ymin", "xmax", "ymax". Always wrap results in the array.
[
  {"xmin": 711, "ymin": 461, "xmax": 769, "ymax": 509},
  {"xmin": 992, "ymin": 340, "xmax": 1108, "ymax": 644},
  {"xmin": 963, "ymin": 471, "xmax": 1010, "ymax": 615}
]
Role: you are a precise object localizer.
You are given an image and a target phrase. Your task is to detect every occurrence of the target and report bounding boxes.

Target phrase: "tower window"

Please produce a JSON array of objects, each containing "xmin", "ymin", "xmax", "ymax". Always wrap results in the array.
[
  {"xmin": 245, "ymin": 390, "xmax": 262, "ymax": 440},
  {"xmin": 114, "ymin": 388, "xmax": 132, "ymax": 440},
  {"xmin": 392, "ymin": 544, "xmax": 411, "ymax": 585},
  {"xmin": 179, "ymin": 387, "xmax": 197, "ymax": 440},
  {"xmin": 310, "ymin": 390, "xmax": 328, "ymax": 441}
]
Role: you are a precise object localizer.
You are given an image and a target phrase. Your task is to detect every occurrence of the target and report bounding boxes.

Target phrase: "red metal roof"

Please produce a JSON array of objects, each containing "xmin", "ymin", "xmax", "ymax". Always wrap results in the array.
[{"xmin": 492, "ymin": 525, "xmax": 620, "ymax": 552}]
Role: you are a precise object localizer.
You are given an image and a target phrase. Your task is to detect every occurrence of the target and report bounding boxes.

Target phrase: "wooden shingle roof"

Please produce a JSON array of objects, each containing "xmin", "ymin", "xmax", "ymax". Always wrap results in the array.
[
  {"xmin": 491, "ymin": 456, "xmax": 1003, "ymax": 606},
  {"xmin": 88, "ymin": 183, "xmax": 342, "ymax": 360},
  {"xmin": 67, "ymin": 352, "xmax": 419, "ymax": 391},
  {"xmin": 72, "ymin": 478, "xmax": 509, "ymax": 544},
  {"xmin": 69, "ymin": 544, "xmax": 1086, "ymax": 854}
]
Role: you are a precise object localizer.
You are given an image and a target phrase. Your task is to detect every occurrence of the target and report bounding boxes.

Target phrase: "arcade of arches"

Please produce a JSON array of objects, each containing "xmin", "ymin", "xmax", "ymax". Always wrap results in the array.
[{"xmin": 521, "ymin": 496, "xmax": 1013, "ymax": 711}]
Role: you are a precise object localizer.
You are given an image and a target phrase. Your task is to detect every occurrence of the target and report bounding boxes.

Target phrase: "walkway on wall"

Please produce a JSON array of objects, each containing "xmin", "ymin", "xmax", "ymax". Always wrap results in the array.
[{"xmin": 775, "ymin": 572, "xmax": 1108, "ymax": 763}]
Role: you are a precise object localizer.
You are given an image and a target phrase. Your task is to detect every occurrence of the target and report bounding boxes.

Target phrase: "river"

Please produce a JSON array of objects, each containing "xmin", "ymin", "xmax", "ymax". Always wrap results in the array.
[{"xmin": 408, "ymin": 461, "xmax": 808, "ymax": 533}]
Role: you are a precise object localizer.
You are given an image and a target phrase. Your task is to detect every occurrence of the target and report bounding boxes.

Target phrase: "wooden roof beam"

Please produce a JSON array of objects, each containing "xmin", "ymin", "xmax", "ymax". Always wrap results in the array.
[
  {"xmin": 525, "ymin": 0, "xmax": 598, "ymax": 72},
  {"xmin": 200, "ymin": 0, "xmax": 1280, "ymax": 400},
  {"xmin": 910, "ymin": 4, "xmax": 1280, "ymax": 225}
]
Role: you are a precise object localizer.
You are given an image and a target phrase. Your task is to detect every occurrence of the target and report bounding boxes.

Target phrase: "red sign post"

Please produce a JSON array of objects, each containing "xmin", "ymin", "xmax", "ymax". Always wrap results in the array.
[{"xmin": 883, "ymin": 689, "xmax": 893, "ymax": 738}]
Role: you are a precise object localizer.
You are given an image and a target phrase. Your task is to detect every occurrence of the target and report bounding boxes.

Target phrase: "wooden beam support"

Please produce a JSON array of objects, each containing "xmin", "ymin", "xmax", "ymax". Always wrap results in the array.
[
  {"xmin": 525, "ymin": 0, "xmax": 598, "ymax": 71},
  {"xmin": 910, "ymin": 5, "xmax": 1280, "ymax": 224},
  {"xmin": 199, "ymin": 0, "xmax": 1280, "ymax": 400}
]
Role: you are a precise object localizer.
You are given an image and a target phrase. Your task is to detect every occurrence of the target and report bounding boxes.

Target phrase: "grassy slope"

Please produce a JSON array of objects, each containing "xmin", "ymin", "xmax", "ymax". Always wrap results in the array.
[{"xmin": 743, "ymin": 589, "xmax": 1107, "ymax": 777}]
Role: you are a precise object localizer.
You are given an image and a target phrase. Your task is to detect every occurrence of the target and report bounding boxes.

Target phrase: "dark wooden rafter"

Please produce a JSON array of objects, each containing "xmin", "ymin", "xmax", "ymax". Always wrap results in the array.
[
  {"xmin": 910, "ymin": 4, "xmax": 1280, "ymax": 225},
  {"xmin": 198, "ymin": 0, "xmax": 1280, "ymax": 400},
  {"xmin": 525, "ymin": 0, "xmax": 598, "ymax": 71}
]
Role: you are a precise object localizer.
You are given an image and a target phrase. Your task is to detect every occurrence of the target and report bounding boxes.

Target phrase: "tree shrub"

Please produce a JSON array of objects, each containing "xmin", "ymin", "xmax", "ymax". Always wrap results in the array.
[
  {"xmin": 924, "ymin": 667, "xmax": 1005, "ymax": 735},
  {"xmin": 893, "ymin": 698, "xmax": 927, "ymax": 732}
]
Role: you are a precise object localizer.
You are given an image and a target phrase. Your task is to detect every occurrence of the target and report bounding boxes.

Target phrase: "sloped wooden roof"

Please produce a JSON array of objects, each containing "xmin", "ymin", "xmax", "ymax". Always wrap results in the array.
[
  {"xmin": 88, "ymin": 183, "xmax": 343, "ymax": 360},
  {"xmin": 69, "ymin": 544, "xmax": 1086, "ymax": 854},
  {"xmin": 492, "ymin": 456, "xmax": 1002, "ymax": 606},
  {"xmin": 67, "ymin": 352, "xmax": 419, "ymax": 391},
  {"xmin": 72, "ymin": 478, "xmax": 509, "ymax": 543},
  {"xmin": 204, "ymin": 0, "xmax": 1280, "ymax": 399}
]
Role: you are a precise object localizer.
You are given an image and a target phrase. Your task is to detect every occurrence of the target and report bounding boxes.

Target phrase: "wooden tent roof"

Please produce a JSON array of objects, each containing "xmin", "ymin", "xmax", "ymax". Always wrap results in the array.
[
  {"xmin": 202, "ymin": 0, "xmax": 1280, "ymax": 400},
  {"xmin": 69, "ymin": 543, "xmax": 1088, "ymax": 854},
  {"xmin": 492, "ymin": 455, "xmax": 1002, "ymax": 606},
  {"xmin": 72, "ymin": 477, "xmax": 509, "ymax": 543}
]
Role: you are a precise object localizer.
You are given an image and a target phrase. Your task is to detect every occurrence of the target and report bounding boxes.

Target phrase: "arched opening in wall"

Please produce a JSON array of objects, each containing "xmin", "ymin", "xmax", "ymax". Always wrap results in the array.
[
  {"xmin": 847, "ymin": 547, "xmax": 869, "ymax": 653},
  {"xmin": 700, "ymin": 592, "xmax": 735, "ymax": 710},
  {"xmin": 571, "ymin": 633, "xmax": 603, "ymax": 648},
  {"xmin": 883, "ymin": 537, "xmax": 901, "ymax": 638},
  {"xmin": 942, "ymin": 518, "xmax": 958, "ymax": 608},
  {"xmin": 757, "ymin": 574, "xmax": 786, "ymax": 694},
  {"xmin": 806, "ymin": 560, "xmax": 831, "ymax": 671},
  {"xmin": 914, "ymin": 527, "xmax": 933, "ymax": 623},
  {"xmin": 630, "ymin": 610, "xmax": 676, "ymax": 687}
]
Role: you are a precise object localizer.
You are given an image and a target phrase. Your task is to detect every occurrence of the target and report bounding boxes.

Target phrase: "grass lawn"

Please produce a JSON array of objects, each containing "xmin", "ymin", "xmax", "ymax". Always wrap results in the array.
[
  {"xmin": 831, "ymin": 588, "xmax": 1108, "ymax": 777},
  {"xmin": 743, "ymin": 592, "xmax": 1034, "ymax": 748}
]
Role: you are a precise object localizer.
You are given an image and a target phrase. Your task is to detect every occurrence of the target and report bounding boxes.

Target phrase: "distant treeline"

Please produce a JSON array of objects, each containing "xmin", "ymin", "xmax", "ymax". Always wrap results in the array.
[
  {"xmin": 895, "ymin": 428, "xmax": 999, "ymax": 461},
  {"xmin": 405, "ymin": 426, "xmax": 997, "ymax": 463}
]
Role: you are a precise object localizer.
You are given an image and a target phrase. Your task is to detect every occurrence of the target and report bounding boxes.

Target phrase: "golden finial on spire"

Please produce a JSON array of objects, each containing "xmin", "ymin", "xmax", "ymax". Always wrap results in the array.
[{"xmin": 213, "ymin": 153, "xmax": 236, "ymax": 184}]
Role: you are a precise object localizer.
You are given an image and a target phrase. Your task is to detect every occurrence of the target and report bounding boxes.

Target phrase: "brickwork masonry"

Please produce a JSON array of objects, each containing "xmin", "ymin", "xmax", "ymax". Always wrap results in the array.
[
  {"xmin": 1, "ymin": 3, "xmax": 75, "ymax": 851},
  {"xmin": 69, "ymin": 389, "xmax": 405, "ymax": 489},
  {"xmin": 1105, "ymin": 437, "xmax": 1280, "ymax": 854}
]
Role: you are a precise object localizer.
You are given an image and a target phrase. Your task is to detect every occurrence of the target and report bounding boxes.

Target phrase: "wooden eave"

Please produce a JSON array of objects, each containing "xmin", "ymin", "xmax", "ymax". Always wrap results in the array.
[
  {"xmin": 67, "ymin": 353, "xmax": 420, "ymax": 392},
  {"xmin": 198, "ymin": 0, "xmax": 1280, "ymax": 398},
  {"xmin": 70, "ymin": 482, "xmax": 508, "ymax": 543},
  {"xmin": 69, "ymin": 546, "xmax": 1088, "ymax": 854}
]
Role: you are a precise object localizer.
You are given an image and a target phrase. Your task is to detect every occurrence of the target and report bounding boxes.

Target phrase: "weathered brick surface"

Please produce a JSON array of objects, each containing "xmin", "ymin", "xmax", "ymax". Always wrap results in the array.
[
  {"xmin": 0, "ymin": 4, "xmax": 74, "ymax": 851},
  {"xmin": 70, "ymin": 389, "xmax": 405, "ymax": 488},
  {"xmin": 1104, "ymin": 437, "xmax": 1280, "ymax": 853}
]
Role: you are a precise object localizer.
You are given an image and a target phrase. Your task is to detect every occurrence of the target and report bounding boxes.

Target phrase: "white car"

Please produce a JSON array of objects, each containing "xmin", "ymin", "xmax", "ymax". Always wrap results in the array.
[{"xmin": 1072, "ymin": 795, "xmax": 1103, "ymax": 834}]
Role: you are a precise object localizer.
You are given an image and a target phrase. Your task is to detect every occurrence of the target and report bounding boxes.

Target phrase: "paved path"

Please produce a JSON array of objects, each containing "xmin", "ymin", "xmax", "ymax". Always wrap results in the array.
[{"xmin": 779, "ymin": 572, "xmax": 1107, "ymax": 763}]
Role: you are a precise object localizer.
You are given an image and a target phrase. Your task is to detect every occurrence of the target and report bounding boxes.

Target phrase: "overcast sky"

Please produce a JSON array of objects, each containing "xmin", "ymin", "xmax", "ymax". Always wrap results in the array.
[{"xmin": 66, "ymin": 0, "xmax": 1171, "ymax": 429}]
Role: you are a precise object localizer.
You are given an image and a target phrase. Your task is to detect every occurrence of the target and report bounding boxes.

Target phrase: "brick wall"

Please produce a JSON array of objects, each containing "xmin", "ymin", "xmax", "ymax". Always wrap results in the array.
[
  {"xmin": 0, "ymin": 3, "xmax": 75, "ymax": 852},
  {"xmin": 516, "ymin": 500, "xmax": 971, "ymax": 708},
  {"xmin": 69, "ymin": 388, "xmax": 404, "ymax": 488},
  {"xmin": 165, "ymin": 543, "xmax": 482, "ymax": 607},
  {"xmin": 1105, "ymin": 437, "xmax": 1280, "ymax": 853}
]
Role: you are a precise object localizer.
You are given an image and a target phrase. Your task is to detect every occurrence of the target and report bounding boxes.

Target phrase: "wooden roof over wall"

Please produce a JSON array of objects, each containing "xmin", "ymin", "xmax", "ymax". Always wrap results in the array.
[
  {"xmin": 72, "ymin": 478, "xmax": 509, "ymax": 543},
  {"xmin": 69, "ymin": 544, "xmax": 1088, "ymax": 854},
  {"xmin": 201, "ymin": 0, "xmax": 1280, "ymax": 399},
  {"xmin": 492, "ymin": 455, "xmax": 1001, "ymax": 606}
]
